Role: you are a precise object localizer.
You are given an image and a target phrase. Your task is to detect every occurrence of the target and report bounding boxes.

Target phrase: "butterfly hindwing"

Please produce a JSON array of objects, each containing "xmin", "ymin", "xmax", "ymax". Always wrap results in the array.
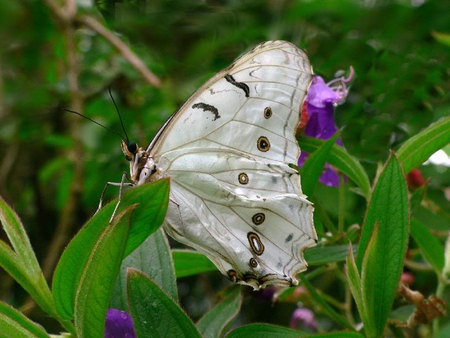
[{"xmin": 161, "ymin": 150, "xmax": 315, "ymax": 287}]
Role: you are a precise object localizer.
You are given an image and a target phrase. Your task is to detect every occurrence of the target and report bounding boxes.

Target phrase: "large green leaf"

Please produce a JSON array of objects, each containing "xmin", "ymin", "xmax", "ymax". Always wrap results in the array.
[
  {"xmin": 127, "ymin": 269, "xmax": 201, "ymax": 338},
  {"xmin": 298, "ymin": 136, "xmax": 371, "ymax": 199},
  {"xmin": 111, "ymin": 228, "xmax": 178, "ymax": 311},
  {"xmin": 197, "ymin": 287, "xmax": 242, "ymax": 338},
  {"xmin": 358, "ymin": 154, "xmax": 409, "ymax": 337},
  {"xmin": 397, "ymin": 116, "xmax": 450, "ymax": 173},
  {"xmin": 0, "ymin": 301, "xmax": 50, "ymax": 338},
  {"xmin": 52, "ymin": 179, "xmax": 169, "ymax": 320},
  {"xmin": 74, "ymin": 206, "xmax": 135, "ymax": 338}
]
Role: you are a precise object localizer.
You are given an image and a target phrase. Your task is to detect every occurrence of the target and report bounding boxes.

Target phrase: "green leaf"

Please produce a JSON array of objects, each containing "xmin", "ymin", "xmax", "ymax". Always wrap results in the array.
[
  {"xmin": 346, "ymin": 244, "xmax": 368, "ymax": 335},
  {"xmin": 360, "ymin": 224, "xmax": 379, "ymax": 337},
  {"xmin": 304, "ymin": 244, "xmax": 358, "ymax": 266},
  {"xmin": 397, "ymin": 116, "xmax": 450, "ymax": 174},
  {"xmin": 112, "ymin": 228, "xmax": 178, "ymax": 311},
  {"xmin": 0, "ymin": 301, "xmax": 50, "ymax": 338},
  {"xmin": 127, "ymin": 269, "xmax": 201, "ymax": 338},
  {"xmin": 298, "ymin": 136, "xmax": 371, "ymax": 199},
  {"xmin": 300, "ymin": 132, "xmax": 340, "ymax": 197},
  {"xmin": 123, "ymin": 178, "xmax": 170, "ymax": 256},
  {"xmin": 410, "ymin": 185, "xmax": 427, "ymax": 216},
  {"xmin": 410, "ymin": 218, "xmax": 445, "ymax": 273},
  {"xmin": 299, "ymin": 275, "xmax": 354, "ymax": 330},
  {"xmin": 53, "ymin": 179, "xmax": 169, "ymax": 320},
  {"xmin": 74, "ymin": 206, "xmax": 135, "ymax": 338},
  {"xmin": 197, "ymin": 287, "xmax": 242, "ymax": 338},
  {"xmin": 0, "ymin": 196, "xmax": 43, "ymax": 280},
  {"xmin": 0, "ymin": 242, "xmax": 37, "ymax": 305},
  {"xmin": 308, "ymin": 333, "xmax": 365, "ymax": 338},
  {"xmin": 358, "ymin": 153, "xmax": 409, "ymax": 337},
  {"xmin": 172, "ymin": 250, "xmax": 217, "ymax": 278},
  {"xmin": 0, "ymin": 197, "xmax": 55, "ymax": 318},
  {"xmin": 432, "ymin": 31, "xmax": 450, "ymax": 47},
  {"xmin": 226, "ymin": 323, "xmax": 308, "ymax": 337},
  {"xmin": 170, "ymin": 247, "xmax": 345, "ymax": 281}
]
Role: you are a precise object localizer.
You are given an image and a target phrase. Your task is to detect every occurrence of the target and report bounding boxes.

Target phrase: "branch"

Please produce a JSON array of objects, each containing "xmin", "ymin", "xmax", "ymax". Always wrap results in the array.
[
  {"xmin": 40, "ymin": 0, "xmax": 76, "ymax": 23},
  {"xmin": 41, "ymin": 0, "xmax": 162, "ymax": 88},
  {"xmin": 77, "ymin": 15, "xmax": 162, "ymax": 88}
]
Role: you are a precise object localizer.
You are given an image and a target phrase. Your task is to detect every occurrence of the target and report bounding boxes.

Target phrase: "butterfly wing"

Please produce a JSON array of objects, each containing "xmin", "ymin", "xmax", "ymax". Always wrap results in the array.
[
  {"xmin": 147, "ymin": 40, "xmax": 316, "ymax": 289},
  {"xmin": 150, "ymin": 40, "xmax": 310, "ymax": 165}
]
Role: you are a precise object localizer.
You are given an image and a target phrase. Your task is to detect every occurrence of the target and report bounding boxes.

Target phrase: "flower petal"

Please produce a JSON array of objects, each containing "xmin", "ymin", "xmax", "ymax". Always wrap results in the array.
[{"xmin": 105, "ymin": 309, "xmax": 136, "ymax": 338}]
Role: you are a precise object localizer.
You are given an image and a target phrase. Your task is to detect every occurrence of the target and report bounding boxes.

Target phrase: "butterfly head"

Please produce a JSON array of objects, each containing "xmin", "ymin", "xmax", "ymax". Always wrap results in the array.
[{"xmin": 121, "ymin": 140, "xmax": 160, "ymax": 185}]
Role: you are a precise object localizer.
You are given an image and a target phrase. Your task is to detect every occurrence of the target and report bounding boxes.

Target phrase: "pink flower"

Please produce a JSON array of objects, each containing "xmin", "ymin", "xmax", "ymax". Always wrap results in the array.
[
  {"xmin": 290, "ymin": 307, "xmax": 318, "ymax": 330},
  {"xmin": 299, "ymin": 67, "xmax": 354, "ymax": 187}
]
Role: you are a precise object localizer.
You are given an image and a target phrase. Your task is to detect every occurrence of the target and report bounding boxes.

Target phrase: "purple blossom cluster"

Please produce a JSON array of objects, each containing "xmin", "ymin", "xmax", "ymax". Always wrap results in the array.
[{"xmin": 299, "ymin": 68, "xmax": 354, "ymax": 187}]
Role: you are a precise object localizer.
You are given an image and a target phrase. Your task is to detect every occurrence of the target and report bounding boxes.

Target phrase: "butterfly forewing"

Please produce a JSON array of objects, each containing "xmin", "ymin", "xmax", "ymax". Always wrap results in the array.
[
  {"xmin": 140, "ymin": 40, "xmax": 316, "ymax": 289},
  {"xmin": 151, "ymin": 41, "xmax": 311, "ymax": 164}
]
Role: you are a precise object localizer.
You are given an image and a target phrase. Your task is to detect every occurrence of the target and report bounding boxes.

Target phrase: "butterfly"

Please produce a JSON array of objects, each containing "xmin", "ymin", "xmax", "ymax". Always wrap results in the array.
[{"xmin": 121, "ymin": 40, "xmax": 317, "ymax": 289}]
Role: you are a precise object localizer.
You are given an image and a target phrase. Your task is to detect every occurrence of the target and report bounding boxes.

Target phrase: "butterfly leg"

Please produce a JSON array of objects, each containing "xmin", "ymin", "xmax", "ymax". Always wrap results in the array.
[
  {"xmin": 169, "ymin": 196, "xmax": 179, "ymax": 207},
  {"xmin": 109, "ymin": 172, "xmax": 134, "ymax": 223},
  {"xmin": 96, "ymin": 172, "xmax": 134, "ymax": 223}
]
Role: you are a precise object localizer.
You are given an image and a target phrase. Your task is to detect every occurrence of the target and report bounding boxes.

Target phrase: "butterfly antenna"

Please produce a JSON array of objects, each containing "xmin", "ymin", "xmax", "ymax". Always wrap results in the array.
[
  {"xmin": 63, "ymin": 108, "xmax": 126, "ymax": 141},
  {"xmin": 108, "ymin": 87, "xmax": 130, "ymax": 143}
]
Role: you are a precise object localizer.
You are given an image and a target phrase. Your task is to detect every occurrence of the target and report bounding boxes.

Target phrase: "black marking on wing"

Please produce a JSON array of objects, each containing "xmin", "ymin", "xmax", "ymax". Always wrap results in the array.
[
  {"xmin": 225, "ymin": 74, "xmax": 250, "ymax": 97},
  {"xmin": 192, "ymin": 102, "xmax": 220, "ymax": 121},
  {"xmin": 285, "ymin": 233, "xmax": 293, "ymax": 243}
]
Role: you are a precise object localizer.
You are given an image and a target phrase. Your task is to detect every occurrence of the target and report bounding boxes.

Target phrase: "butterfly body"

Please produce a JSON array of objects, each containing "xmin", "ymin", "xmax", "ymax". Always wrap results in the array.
[{"xmin": 124, "ymin": 41, "xmax": 317, "ymax": 289}]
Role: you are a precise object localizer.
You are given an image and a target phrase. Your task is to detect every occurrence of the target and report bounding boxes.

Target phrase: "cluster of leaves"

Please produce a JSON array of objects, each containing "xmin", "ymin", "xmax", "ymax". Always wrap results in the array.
[
  {"xmin": 1, "ymin": 0, "xmax": 450, "ymax": 337},
  {"xmin": 1, "ymin": 116, "xmax": 449, "ymax": 337}
]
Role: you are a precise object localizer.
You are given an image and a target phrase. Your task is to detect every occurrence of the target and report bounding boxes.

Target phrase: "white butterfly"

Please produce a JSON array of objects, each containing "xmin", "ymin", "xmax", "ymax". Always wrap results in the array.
[{"xmin": 121, "ymin": 40, "xmax": 317, "ymax": 289}]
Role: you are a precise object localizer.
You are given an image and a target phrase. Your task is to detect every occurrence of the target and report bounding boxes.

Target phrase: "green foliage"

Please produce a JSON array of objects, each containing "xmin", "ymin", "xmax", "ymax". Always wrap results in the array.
[
  {"xmin": 298, "ymin": 136, "xmax": 371, "ymax": 199},
  {"xmin": 52, "ymin": 179, "xmax": 169, "ymax": 320},
  {"xmin": 226, "ymin": 323, "xmax": 309, "ymax": 337},
  {"xmin": 172, "ymin": 250, "xmax": 218, "ymax": 278},
  {"xmin": 1, "ymin": 0, "xmax": 449, "ymax": 337},
  {"xmin": 0, "ymin": 301, "xmax": 50, "ymax": 338},
  {"xmin": 353, "ymin": 154, "xmax": 410, "ymax": 337},
  {"xmin": 300, "ymin": 132, "xmax": 341, "ymax": 197},
  {"xmin": 397, "ymin": 116, "xmax": 450, "ymax": 174},
  {"xmin": 112, "ymin": 228, "xmax": 179, "ymax": 309},
  {"xmin": 196, "ymin": 287, "xmax": 242, "ymax": 338},
  {"xmin": 410, "ymin": 219, "xmax": 445, "ymax": 274},
  {"xmin": 127, "ymin": 269, "xmax": 202, "ymax": 338},
  {"xmin": 74, "ymin": 206, "xmax": 135, "ymax": 337}
]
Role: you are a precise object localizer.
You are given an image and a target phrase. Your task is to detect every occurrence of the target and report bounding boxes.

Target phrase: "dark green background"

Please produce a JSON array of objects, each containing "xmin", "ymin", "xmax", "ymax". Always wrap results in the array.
[{"xmin": 1, "ymin": 0, "xmax": 449, "ymax": 334}]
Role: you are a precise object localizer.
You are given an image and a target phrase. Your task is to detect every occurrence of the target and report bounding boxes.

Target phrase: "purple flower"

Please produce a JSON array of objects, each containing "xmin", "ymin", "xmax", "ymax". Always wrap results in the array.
[
  {"xmin": 299, "ymin": 68, "xmax": 354, "ymax": 187},
  {"xmin": 290, "ymin": 307, "xmax": 318, "ymax": 330},
  {"xmin": 105, "ymin": 309, "xmax": 136, "ymax": 338}
]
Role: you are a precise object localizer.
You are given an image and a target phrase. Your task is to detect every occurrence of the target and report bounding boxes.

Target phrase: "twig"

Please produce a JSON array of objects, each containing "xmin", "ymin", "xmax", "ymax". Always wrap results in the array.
[
  {"xmin": 40, "ymin": 0, "xmax": 76, "ymax": 23},
  {"xmin": 41, "ymin": 0, "xmax": 162, "ymax": 88},
  {"xmin": 77, "ymin": 15, "xmax": 162, "ymax": 88}
]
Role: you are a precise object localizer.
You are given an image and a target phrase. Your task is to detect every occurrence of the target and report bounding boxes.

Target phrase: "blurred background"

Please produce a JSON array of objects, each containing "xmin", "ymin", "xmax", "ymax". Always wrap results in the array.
[{"xmin": 0, "ymin": 0, "xmax": 449, "ymax": 334}]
